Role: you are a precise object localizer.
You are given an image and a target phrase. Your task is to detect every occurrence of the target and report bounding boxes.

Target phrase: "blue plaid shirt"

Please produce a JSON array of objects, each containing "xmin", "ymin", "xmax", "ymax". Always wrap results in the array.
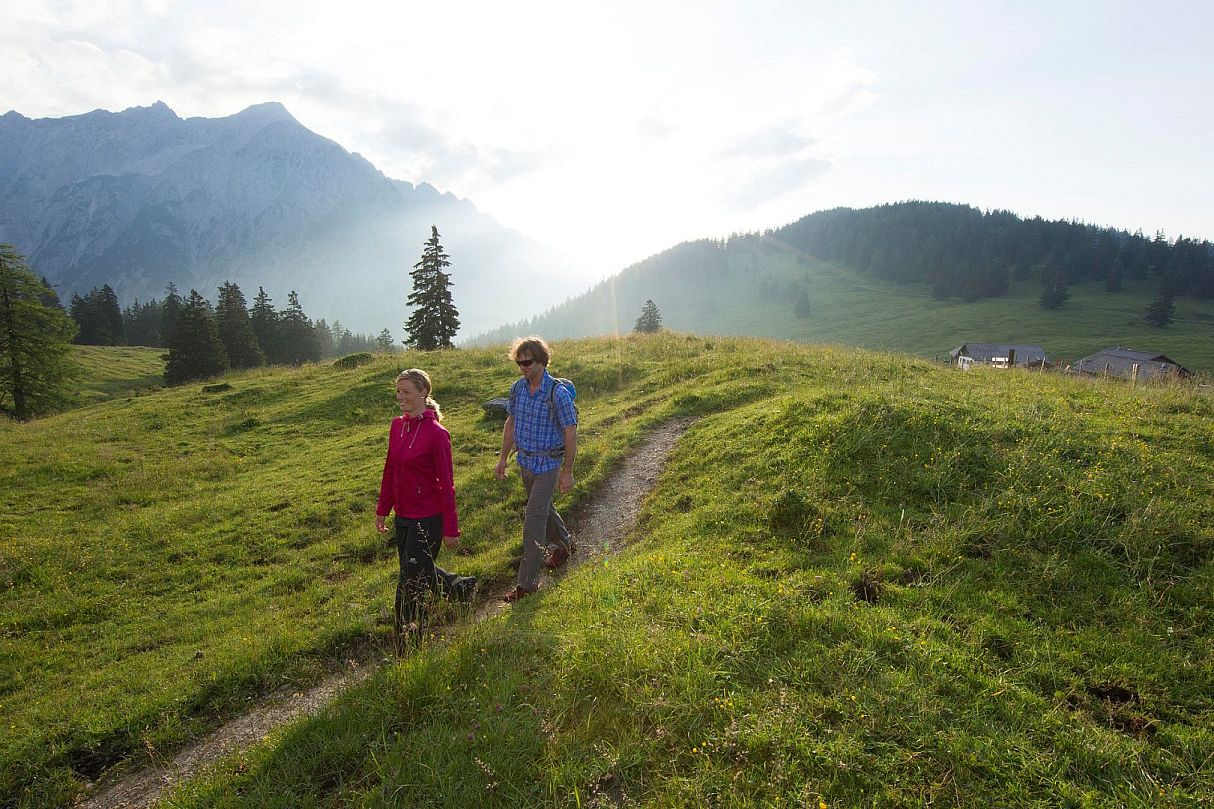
[{"xmin": 508, "ymin": 371, "xmax": 577, "ymax": 474}]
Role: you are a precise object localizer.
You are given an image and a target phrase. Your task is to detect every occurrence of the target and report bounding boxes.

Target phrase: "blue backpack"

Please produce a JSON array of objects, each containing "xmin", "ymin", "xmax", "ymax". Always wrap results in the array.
[{"xmin": 509, "ymin": 375, "xmax": 577, "ymax": 436}]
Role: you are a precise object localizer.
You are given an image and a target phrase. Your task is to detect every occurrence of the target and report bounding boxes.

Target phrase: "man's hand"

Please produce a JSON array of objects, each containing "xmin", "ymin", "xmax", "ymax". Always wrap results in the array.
[
  {"xmin": 375, "ymin": 515, "xmax": 389, "ymax": 533},
  {"xmin": 558, "ymin": 468, "xmax": 574, "ymax": 493},
  {"xmin": 443, "ymin": 535, "xmax": 460, "ymax": 549},
  {"xmin": 494, "ymin": 458, "xmax": 509, "ymax": 480}
]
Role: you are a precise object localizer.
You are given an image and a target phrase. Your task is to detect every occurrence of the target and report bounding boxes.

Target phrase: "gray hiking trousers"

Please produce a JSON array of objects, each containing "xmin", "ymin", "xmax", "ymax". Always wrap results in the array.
[{"xmin": 517, "ymin": 467, "xmax": 573, "ymax": 590}]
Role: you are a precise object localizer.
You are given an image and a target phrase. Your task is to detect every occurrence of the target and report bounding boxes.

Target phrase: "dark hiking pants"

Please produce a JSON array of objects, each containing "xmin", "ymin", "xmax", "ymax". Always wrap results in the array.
[{"xmin": 394, "ymin": 514, "xmax": 467, "ymax": 633}]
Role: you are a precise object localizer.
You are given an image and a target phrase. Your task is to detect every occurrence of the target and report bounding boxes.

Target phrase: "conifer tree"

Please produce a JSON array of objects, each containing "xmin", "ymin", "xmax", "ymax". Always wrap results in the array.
[
  {"xmin": 314, "ymin": 318, "xmax": 334, "ymax": 359},
  {"xmin": 794, "ymin": 290, "xmax": 812, "ymax": 319},
  {"xmin": 1038, "ymin": 259, "xmax": 1071, "ymax": 310},
  {"xmin": 404, "ymin": 226, "xmax": 460, "ymax": 350},
  {"xmin": 39, "ymin": 276, "xmax": 63, "ymax": 309},
  {"xmin": 215, "ymin": 281, "xmax": 265, "ymax": 369},
  {"xmin": 164, "ymin": 290, "xmax": 228, "ymax": 385},
  {"xmin": 69, "ymin": 286, "xmax": 124, "ymax": 344},
  {"xmin": 0, "ymin": 245, "xmax": 80, "ymax": 419},
  {"xmin": 1143, "ymin": 279, "xmax": 1176, "ymax": 327},
  {"xmin": 162, "ymin": 282, "xmax": 182, "ymax": 344},
  {"xmin": 376, "ymin": 328, "xmax": 394, "ymax": 352},
  {"xmin": 250, "ymin": 286, "xmax": 283, "ymax": 364},
  {"xmin": 123, "ymin": 298, "xmax": 164, "ymax": 347},
  {"xmin": 633, "ymin": 299, "xmax": 663, "ymax": 333},
  {"xmin": 1105, "ymin": 257, "xmax": 1124, "ymax": 293},
  {"xmin": 280, "ymin": 290, "xmax": 321, "ymax": 365},
  {"xmin": 98, "ymin": 284, "xmax": 125, "ymax": 345}
]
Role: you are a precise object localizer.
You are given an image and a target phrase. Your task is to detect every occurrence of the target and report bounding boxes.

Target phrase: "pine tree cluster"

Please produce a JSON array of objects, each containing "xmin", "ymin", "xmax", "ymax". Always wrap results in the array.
[{"xmin": 58, "ymin": 279, "xmax": 395, "ymax": 386}]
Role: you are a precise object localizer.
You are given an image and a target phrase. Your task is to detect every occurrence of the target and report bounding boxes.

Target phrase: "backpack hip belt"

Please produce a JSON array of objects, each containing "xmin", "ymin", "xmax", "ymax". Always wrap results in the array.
[{"xmin": 518, "ymin": 446, "xmax": 566, "ymax": 459}]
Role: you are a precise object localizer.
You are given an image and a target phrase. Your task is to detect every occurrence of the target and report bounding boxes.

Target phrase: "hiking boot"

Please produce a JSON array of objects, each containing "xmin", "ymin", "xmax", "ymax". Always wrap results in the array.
[
  {"xmin": 545, "ymin": 541, "xmax": 576, "ymax": 569},
  {"xmin": 450, "ymin": 576, "xmax": 478, "ymax": 603},
  {"xmin": 503, "ymin": 585, "xmax": 534, "ymax": 603}
]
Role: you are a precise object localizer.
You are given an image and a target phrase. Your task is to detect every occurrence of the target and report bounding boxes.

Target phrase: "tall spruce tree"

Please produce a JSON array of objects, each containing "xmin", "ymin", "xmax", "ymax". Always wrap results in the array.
[
  {"xmin": 280, "ymin": 290, "xmax": 321, "ymax": 365},
  {"xmin": 633, "ymin": 299, "xmax": 663, "ymax": 333},
  {"xmin": 404, "ymin": 226, "xmax": 460, "ymax": 350},
  {"xmin": 0, "ymin": 245, "xmax": 80, "ymax": 419},
  {"xmin": 38, "ymin": 276, "xmax": 63, "ymax": 309},
  {"xmin": 249, "ymin": 286, "xmax": 283, "ymax": 364},
  {"xmin": 164, "ymin": 290, "xmax": 228, "ymax": 385},
  {"xmin": 1038, "ymin": 259, "xmax": 1071, "ymax": 310},
  {"xmin": 376, "ymin": 328, "xmax": 394, "ymax": 352},
  {"xmin": 215, "ymin": 282, "xmax": 265, "ymax": 369},
  {"xmin": 314, "ymin": 318, "xmax": 334, "ymax": 360},
  {"xmin": 1143, "ymin": 279, "xmax": 1176, "ymax": 328},
  {"xmin": 98, "ymin": 284, "xmax": 125, "ymax": 345},
  {"xmin": 162, "ymin": 282, "xmax": 182, "ymax": 344}
]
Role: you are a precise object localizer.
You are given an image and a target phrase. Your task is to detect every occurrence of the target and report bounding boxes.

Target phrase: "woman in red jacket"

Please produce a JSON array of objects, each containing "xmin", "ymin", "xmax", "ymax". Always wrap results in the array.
[{"xmin": 375, "ymin": 368, "xmax": 475, "ymax": 644}]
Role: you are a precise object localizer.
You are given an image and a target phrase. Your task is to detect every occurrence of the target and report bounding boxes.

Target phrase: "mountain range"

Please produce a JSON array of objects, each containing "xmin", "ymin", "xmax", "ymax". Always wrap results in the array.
[{"xmin": 0, "ymin": 101, "xmax": 577, "ymax": 336}]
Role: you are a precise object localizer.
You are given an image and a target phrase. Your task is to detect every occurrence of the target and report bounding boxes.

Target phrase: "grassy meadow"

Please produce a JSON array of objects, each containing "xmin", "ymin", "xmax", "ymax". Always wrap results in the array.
[
  {"xmin": 2, "ymin": 335, "xmax": 1212, "ymax": 807},
  {"xmin": 71, "ymin": 344, "xmax": 166, "ymax": 405}
]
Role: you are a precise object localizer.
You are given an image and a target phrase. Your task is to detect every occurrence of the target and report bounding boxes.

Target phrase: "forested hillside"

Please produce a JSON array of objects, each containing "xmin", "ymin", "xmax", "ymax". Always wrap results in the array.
[
  {"xmin": 775, "ymin": 202, "xmax": 1214, "ymax": 301},
  {"xmin": 476, "ymin": 203, "xmax": 1214, "ymax": 373}
]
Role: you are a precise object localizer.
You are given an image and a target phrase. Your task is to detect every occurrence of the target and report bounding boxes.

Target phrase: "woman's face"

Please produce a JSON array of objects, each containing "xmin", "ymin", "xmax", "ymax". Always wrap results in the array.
[{"xmin": 395, "ymin": 377, "xmax": 426, "ymax": 414}]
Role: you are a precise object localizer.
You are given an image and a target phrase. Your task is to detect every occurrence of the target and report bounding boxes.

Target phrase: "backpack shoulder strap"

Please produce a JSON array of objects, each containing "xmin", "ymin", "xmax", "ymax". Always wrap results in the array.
[{"xmin": 509, "ymin": 377, "xmax": 525, "ymax": 415}]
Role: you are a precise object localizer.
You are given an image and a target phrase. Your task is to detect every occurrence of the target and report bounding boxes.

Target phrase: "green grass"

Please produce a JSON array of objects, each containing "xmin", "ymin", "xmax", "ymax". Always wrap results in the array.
[
  {"xmin": 2, "ymin": 336, "xmax": 1212, "ymax": 807},
  {"xmin": 71, "ymin": 344, "xmax": 166, "ymax": 404},
  {"xmin": 748, "ymin": 247, "xmax": 1214, "ymax": 374}
]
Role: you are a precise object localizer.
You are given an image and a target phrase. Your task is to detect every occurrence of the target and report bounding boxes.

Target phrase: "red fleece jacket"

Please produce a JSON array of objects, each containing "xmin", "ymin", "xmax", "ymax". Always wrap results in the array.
[{"xmin": 375, "ymin": 409, "xmax": 460, "ymax": 536}]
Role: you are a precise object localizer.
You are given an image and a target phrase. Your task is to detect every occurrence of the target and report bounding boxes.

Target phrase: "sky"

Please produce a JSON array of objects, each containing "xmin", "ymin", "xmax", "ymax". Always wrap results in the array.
[{"xmin": 3, "ymin": 0, "xmax": 1212, "ymax": 284}]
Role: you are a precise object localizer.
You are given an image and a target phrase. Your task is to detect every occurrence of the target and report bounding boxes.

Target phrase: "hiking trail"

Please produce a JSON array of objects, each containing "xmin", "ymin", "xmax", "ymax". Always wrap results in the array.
[{"xmin": 78, "ymin": 418, "xmax": 693, "ymax": 809}]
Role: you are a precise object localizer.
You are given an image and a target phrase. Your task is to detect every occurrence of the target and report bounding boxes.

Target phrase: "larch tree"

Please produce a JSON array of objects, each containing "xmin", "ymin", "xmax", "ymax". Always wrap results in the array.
[
  {"xmin": 0, "ymin": 245, "xmax": 79, "ymax": 419},
  {"xmin": 404, "ymin": 225, "xmax": 460, "ymax": 350}
]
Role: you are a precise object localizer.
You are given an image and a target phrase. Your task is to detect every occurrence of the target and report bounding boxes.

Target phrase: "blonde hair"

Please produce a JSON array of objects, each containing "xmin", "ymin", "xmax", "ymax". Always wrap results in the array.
[
  {"xmin": 396, "ymin": 368, "xmax": 443, "ymax": 421},
  {"xmin": 508, "ymin": 335, "xmax": 551, "ymax": 366}
]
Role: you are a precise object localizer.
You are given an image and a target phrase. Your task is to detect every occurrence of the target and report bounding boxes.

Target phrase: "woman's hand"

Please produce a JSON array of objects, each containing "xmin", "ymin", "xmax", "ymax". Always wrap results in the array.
[
  {"xmin": 375, "ymin": 515, "xmax": 388, "ymax": 533},
  {"xmin": 442, "ymin": 535, "xmax": 460, "ymax": 549}
]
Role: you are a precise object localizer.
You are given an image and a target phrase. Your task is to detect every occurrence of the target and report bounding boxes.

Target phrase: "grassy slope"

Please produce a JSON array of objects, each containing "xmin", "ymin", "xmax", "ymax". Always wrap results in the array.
[
  {"xmin": 3, "ymin": 336, "xmax": 1213, "ymax": 807},
  {"xmin": 72, "ymin": 344, "xmax": 165, "ymax": 404},
  {"xmin": 478, "ymin": 239, "xmax": 1214, "ymax": 374}
]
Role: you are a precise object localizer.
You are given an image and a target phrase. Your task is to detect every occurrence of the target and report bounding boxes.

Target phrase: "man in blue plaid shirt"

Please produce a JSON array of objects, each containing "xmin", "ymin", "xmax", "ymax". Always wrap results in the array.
[{"xmin": 494, "ymin": 336, "xmax": 577, "ymax": 602}]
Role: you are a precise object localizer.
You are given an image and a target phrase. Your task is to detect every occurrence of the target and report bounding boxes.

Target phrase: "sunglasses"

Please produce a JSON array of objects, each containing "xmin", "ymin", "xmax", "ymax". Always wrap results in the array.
[{"xmin": 516, "ymin": 359, "xmax": 535, "ymax": 367}]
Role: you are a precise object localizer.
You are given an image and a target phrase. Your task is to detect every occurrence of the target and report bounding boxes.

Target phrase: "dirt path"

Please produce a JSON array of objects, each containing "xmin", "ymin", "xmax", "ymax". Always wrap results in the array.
[{"xmin": 78, "ymin": 418, "xmax": 693, "ymax": 809}]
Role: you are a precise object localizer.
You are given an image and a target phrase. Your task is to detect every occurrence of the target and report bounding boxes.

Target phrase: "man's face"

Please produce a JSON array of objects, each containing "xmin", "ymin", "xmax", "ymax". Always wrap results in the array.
[{"xmin": 515, "ymin": 351, "xmax": 543, "ymax": 383}]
